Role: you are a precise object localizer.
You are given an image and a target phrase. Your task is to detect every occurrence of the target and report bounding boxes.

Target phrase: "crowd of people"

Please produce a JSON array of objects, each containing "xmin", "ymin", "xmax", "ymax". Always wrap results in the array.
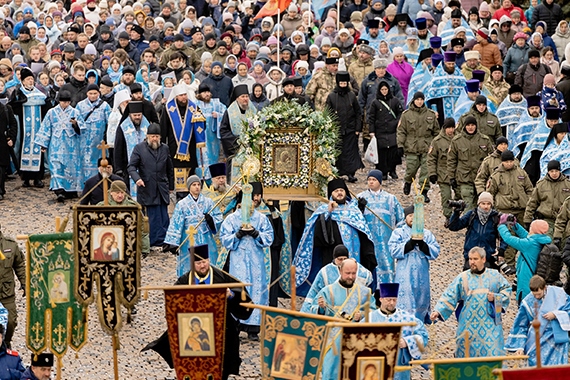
[{"xmin": 0, "ymin": 0, "xmax": 570, "ymax": 378}]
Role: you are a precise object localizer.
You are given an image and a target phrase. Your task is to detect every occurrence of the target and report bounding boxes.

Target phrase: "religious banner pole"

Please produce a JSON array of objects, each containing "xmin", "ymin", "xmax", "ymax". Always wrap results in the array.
[
  {"xmin": 97, "ymin": 140, "xmax": 111, "ymax": 206},
  {"xmin": 290, "ymin": 266, "xmax": 296, "ymax": 310},
  {"xmin": 533, "ymin": 303, "xmax": 542, "ymax": 367},
  {"xmin": 277, "ymin": 10, "xmax": 281, "ymax": 66},
  {"xmin": 336, "ymin": 0, "xmax": 340, "ymax": 29}
]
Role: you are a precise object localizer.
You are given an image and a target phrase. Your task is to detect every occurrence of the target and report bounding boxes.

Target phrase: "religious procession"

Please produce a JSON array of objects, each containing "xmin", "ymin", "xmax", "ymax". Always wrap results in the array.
[{"xmin": 1, "ymin": 0, "xmax": 570, "ymax": 378}]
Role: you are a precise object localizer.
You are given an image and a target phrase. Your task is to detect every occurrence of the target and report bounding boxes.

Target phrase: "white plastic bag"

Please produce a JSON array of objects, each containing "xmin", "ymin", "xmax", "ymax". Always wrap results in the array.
[{"xmin": 365, "ymin": 136, "xmax": 379, "ymax": 164}]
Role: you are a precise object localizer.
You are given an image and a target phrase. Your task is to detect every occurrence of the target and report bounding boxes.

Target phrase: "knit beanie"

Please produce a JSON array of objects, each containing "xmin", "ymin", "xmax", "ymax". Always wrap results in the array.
[
  {"xmin": 368, "ymin": 169, "xmax": 383, "ymax": 184},
  {"xmin": 544, "ymin": 74, "xmax": 556, "ymax": 86},
  {"xmin": 478, "ymin": 191, "xmax": 494, "ymax": 205},
  {"xmin": 530, "ymin": 220, "xmax": 549, "ymax": 235},
  {"xmin": 501, "ymin": 150, "xmax": 515, "ymax": 161},
  {"xmin": 333, "ymin": 245, "xmax": 349, "ymax": 258},
  {"xmin": 548, "ymin": 160, "xmax": 561, "ymax": 171}
]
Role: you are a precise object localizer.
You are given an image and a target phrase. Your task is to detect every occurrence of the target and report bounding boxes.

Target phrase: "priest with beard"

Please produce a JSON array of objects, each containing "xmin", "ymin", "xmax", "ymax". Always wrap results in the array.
[
  {"xmin": 425, "ymin": 51, "xmax": 466, "ymax": 126},
  {"xmin": 160, "ymin": 84, "xmax": 207, "ymax": 199},
  {"xmin": 142, "ymin": 245, "xmax": 253, "ymax": 380},
  {"xmin": 219, "ymin": 84, "xmax": 257, "ymax": 182},
  {"xmin": 293, "ymin": 178, "xmax": 377, "ymax": 296}
]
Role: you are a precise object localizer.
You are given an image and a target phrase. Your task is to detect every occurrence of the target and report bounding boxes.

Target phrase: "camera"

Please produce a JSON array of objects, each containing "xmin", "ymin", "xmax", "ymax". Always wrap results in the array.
[
  {"xmin": 489, "ymin": 255, "xmax": 516, "ymax": 275},
  {"xmin": 448, "ymin": 200, "xmax": 466, "ymax": 210}
]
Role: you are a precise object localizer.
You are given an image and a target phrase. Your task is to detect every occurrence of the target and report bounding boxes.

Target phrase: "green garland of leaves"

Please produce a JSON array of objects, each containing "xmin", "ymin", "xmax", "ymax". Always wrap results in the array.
[{"xmin": 238, "ymin": 100, "xmax": 339, "ymax": 195}]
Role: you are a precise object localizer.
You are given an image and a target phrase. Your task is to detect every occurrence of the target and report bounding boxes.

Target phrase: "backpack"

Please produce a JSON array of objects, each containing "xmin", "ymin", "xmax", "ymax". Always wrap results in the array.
[{"xmin": 535, "ymin": 243, "xmax": 563, "ymax": 285}]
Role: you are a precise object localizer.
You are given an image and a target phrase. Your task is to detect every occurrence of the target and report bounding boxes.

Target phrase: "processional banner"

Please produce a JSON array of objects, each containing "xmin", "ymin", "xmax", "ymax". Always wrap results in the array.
[
  {"xmin": 337, "ymin": 323, "xmax": 403, "ymax": 380},
  {"xmin": 164, "ymin": 286, "xmax": 227, "ymax": 380},
  {"xmin": 73, "ymin": 205, "xmax": 141, "ymax": 333},
  {"xmin": 260, "ymin": 309, "xmax": 330, "ymax": 380},
  {"xmin": 26, "ymin": 233, "xmax": 87, "ymax": 357},
  {"xmin": 433, "ymin": 360, "xmax": 502, "ymax": 380}
]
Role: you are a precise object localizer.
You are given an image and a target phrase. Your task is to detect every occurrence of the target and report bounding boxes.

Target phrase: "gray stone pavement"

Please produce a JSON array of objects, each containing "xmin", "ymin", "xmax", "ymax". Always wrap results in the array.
[{"xmin": 0, "ymin": 161, "xmax": 521, "ymax": 379}]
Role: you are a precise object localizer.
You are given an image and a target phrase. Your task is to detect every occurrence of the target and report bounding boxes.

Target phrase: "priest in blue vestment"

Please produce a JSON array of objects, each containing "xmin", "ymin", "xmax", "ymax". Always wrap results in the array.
[
  {"xmin": 357, "ymin": 170, "xmax": 404, "ymax": 284},
  {"xmin": 389, "ymin": 205, "xmax": 440, "ymax": 323},
  {"xmin": 506, "ymin": 275, "xmax": 570, "ymax": 366},
  {"xmin": 165, "ymin": 174, "xmax": 222, "ymax": 276},
  {"xmin": 219, "ymin": 183, "xmax": 274, "ymax": 340},
  {"xmin": 425, "ymin": 51, "xmax": 466, "ymax": 125},
  {"xmin": 431, "ymin": 247, "xmax": 511, "ymax": 358},
  {"xmin": 196, "ymin": 83, "xmax": 226, "ymax": 173},
  {"xmin": 10, "ymin": 67, "xmax": 47, "ymax": 188},
  {"xmin": 511, "ymin": 95, "xmax": 544, "ymax": 159},
  {"xmin": 496, "ymin": 84, "xmax": 527, "ymax": 139},
  {"xmin": 369, "ymin": 283, "xmax": 429, "ymax": 380},
  {"xmin": 300, "ymin": 244, "xmax": 373, "ymax": 313},
  {"xmin": 35, "ymin": 90, "xmax": 83, "ymax": 202},
  {"xmin": 114, "ymin": 101, "xmax": 150, "ymax": 198},
  {"xmin": 520, "ymin": 107, "xmax": 561, "ymax": 184},
  {"xmin": 540, "ymin": 122, "xmax": 570, "ymax": 178},
  {"xmin": 293, "ymin": 178, "xmax": 377, "ymax": 296},
  {"xmin": 310, "ymin": 258, "xmax": 375, "ymax": 380},
  {"xmin": 453, "ymin": 79, "xmax": 480, "ymax": 121},
  {"xmin": 76, "ymin": 83, "xmax": 112, "ymax": 185}
]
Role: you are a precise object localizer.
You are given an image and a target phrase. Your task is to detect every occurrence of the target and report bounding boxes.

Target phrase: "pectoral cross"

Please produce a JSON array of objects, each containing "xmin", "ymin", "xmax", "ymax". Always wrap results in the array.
[
  {"xmin": 97, "ymin": 140, "xmax": 111, "ymax": 205},
  {"xmin": 53, "ymin": 324, "xmax": 66, "ymax": 346},
  {"xmin": 73, "ymin": 321, "xmax": 83, "ymax": 344}
]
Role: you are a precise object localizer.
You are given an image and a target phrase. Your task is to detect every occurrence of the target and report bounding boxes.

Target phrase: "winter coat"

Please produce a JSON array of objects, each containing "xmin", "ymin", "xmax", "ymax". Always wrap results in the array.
[
  {"xmin": 457, "ymin": 104, "xmax": 503, "ymax": 143},
  {"xmin": 281, "ymin": 13, "xmax": 302, "ymax": 37},
  {"xmin": 386, "ymin": 60, "xmax": 414, "ymax": 101},
  {"xmin": 503, "ymin": 43, "xmax": 530, "ymax": 75},
  {"xmin": 473, "ymin": 39, "xmax": 503, "ymax": 68},
  {"xmin": 333, "ymin": 35, "xmax": 355, "ymax": 54},
  {"xmin": 447, "ymin": 130, "xmax": 494, "ymax": 184},
  {"xmin": 525, "ymin": 173, "xmax": 570, "ymax": 223},
  {"xmin": 60, "ymin": 77, "xmax": 88, "ymax": 107},
  {"xmin": 202, "ymin": 73, "xmax": 234, "ymax": 107},
  {"xmin": 530, "ymin": 2, "xmax": 563, "ymax": 36},
  {"xmin": 428, "ymin": 128, "xmax": 453, "ymax": 183},
  {"xmin": 0, "ymin": 103, "xmax": 17, "ymax": 167},
  {"xmin": 448, "ymin": 208, "xmax": 502, "ymax": 260},
  {"xmin": 116, "ymin": 41, "xmax": 140, "ymax": 65},
  {"xmin": 498, "ymin": 223, "xmax": 551, "ymax": 302},
  {"xmin": 0, "ymin": 231, "xmax": 25, "ymax": 299},
  {"xmin": 348, "ymin": 57, "xmax": 374, "ymax": 88},
  {"xmin": 325, "ymin": 86, "xmax": 362, "ymax": 134},
  {"xmin": 487, "ymin": 164, "xmax": 534, "ymax": 212},
  {"xmin": 367, "ymin": 85, "xmax": 403, "ymax": 148},
  {"xmin": 556, "ymin": 76, "xmax": 570, "ymax": 122},
  {"xmin": 552, "ymin": 21, "xmax": 570, "ymax": 61},
  {"xmin": 397, "ymin": 102, "xmax": 439, "ymax": 155},
  {"xmin": 358, "ymin": 70, "xmax": 404, "ymax": 111},
  {"xmin": 127, "ymin": 141, "xmax": 174, "ymax": 206},
  {"xmin": 515, "ymin": 62, "xmax": 552, "ymax": 98}
]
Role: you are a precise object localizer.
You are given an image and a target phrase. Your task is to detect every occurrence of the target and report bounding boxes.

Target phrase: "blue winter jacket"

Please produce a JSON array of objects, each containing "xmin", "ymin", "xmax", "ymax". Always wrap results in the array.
[
  {"xmin": 448, "ymin": 208, "xmax": 503, "ymax": 261},
  {"xmin": 498, "ymin": 223, "xmax": 551, "ymax": 304}
]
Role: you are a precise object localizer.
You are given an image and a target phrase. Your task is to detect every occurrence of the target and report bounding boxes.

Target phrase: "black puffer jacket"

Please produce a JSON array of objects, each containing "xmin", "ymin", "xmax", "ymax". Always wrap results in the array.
[{"xmin": 530, "ymin": 1, "xmax": 563, "ymax": 36}]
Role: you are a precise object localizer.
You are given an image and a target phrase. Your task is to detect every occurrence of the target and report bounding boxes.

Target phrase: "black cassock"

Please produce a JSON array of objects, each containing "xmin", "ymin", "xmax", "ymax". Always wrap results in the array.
[{"xmin": 142, "ymin": 266, "xmax": 253, "ymax": 380}]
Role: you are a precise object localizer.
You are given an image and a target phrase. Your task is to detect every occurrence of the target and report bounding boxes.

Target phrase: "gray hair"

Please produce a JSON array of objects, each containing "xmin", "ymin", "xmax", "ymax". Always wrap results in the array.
[{"xmin": 468, "ymin": 247, "xmax": 486, "ymax": 258}]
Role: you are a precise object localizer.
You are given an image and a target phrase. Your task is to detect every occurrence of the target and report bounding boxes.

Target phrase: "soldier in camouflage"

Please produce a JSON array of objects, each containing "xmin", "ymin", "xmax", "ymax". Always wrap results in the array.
[
  {"xmin": 305, "ymin": 57, "xmax": 339, "ymax": 111},
  {"xmin": 484, "ymin": 65, "xmax": 511, "ymax": 108},
  {"xmin": 428, "ymin": 118, "xmax": 457, "ymax": 220}
]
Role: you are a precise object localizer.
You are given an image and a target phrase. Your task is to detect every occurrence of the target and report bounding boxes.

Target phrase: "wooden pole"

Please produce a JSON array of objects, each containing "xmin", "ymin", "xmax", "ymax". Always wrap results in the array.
[
  {"xmin": 465, "ymin": 331, "xmax": 470, "ymax": 358},
  {"xmin": 290, "ymin": 266, "xmax": 296, "ymax": 311},
  {"xmin": 364, "ymin": 291, "xmax": 370, "ymax": 322},
  {"xmin": 98, "ymin": 140, "xmax": 111, "ymax": 206},
  {"xmin": 112, "ymin": 334, "xmax": 119, "ymax": 380},
  {"xmin": 533, "ymin": 302, "xmax": 542, "ymax": 368},
  {"xmin": 56, "ymin": 356, "xmax": 62, "ymax": 380}
]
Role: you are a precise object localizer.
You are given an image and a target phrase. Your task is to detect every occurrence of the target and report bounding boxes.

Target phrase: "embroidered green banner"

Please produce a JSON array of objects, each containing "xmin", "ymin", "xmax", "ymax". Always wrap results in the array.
[
  {"xmin": 433, "ymin": 360, "xmax": 502, "ymax": 380},
  {"xmin": 26, "ymin": 232, "xmax": 87, "ymax": 357}
]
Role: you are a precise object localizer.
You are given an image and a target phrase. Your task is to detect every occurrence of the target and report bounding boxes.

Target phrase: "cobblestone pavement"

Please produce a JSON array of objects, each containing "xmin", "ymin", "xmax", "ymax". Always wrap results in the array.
[{"xmin": 0, "ymin": 161, "xmax": 520, "ymax": 380}]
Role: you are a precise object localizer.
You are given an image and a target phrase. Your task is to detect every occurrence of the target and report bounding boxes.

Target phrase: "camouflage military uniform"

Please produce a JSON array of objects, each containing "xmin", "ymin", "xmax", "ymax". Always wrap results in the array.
[
  {"xmin": 305, "ymin": 67, "xmax": 336, "ymax": 111},
  {"xmin": 554, "ymin": 197, "xmax": 570, "ymax": 244},
  {"xmin": 474, "ymin": 150, "xmax": 520, "ymax": 195},
  {"xmin": 526, "ymin": 174, "xmax": 570, "ymax": 235},
  {"xmin": 0, "ymin": 230, "xmax": 25, "ymax": 348},
  {"xmin": 457, "ymin": 104, "xmax": 503, "ymax": 143},
  {"xmin": 485, "ymin": 79, "xmax": 510, "ymax": 108},
  {"xmin": 447, "ymin": 130, "xmax": 494, "ymax": 211},
  {"xmin": 348, "ymin": 58, "xmax": 374, "ymax": 90},
  {"xmin": 397, "ymin": 103, "xmax": 439, "ymax": 192},
  {"xmin": 428, "ymin": 128, "xmax": 455, "ymax": 217},
  {"xmin": 461, "ymin": 63, "xmax": 491, "ymax": 81}
]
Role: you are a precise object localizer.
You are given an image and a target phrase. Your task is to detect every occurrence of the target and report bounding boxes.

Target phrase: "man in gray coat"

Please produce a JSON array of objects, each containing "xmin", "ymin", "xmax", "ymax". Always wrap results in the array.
[{"xmin": 128, "ymin": 123, "xmax": 174, "ymax": 249}]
